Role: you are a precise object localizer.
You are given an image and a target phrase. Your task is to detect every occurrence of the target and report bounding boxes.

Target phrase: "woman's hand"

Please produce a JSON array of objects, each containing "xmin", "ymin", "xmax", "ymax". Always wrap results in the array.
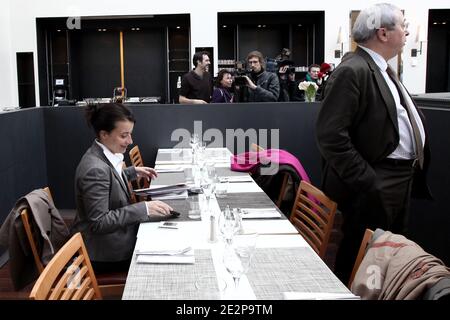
[
  {"xmin": 135, "ymin": 166, "xmax": 158, "ymax": 180},
  {"xmin": 145, "ymin": 200, "xmax": 173, "ymax": 218}
]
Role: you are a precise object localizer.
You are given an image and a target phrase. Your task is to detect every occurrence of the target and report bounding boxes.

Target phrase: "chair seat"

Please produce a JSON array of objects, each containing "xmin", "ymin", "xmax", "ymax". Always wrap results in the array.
[{"xmin": 95, "ymin": 271, "xmax": 127, "ymax": 286}]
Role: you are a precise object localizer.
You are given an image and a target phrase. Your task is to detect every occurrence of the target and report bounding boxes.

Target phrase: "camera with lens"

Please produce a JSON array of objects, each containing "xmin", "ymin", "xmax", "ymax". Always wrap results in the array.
[
  {"xmin": 233, "ymin": 61, "xmax": 251, "ymax": 86},
  {"xmin": 277, "ymin": 59, "xmax": 296, "ymax": 74}
]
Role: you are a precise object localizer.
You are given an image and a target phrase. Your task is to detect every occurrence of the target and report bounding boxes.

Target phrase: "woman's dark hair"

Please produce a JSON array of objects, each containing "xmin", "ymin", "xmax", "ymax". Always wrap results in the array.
[
  {"xmin": 215, "ymin": 69, "xmax": 231, "ymax": 87},
  {"xmin": 85, "ymin": 103, "xmax": 136, "ymax": 136}
]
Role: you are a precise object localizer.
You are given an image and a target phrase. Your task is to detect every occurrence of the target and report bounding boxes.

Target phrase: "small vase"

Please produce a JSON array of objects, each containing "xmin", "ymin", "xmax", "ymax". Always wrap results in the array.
[{"xmin": 305, "ymin": 94, "xmax": 316, "ymax": 102}]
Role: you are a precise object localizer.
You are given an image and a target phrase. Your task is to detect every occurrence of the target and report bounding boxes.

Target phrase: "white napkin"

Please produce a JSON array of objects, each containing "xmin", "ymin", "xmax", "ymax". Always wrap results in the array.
[
  {"xmin": 240, "ymin": 208, "xmax": 281, "ymax": 219},
  {"xmin": 219, "ymin": 176, "xmax": 253, "ymax": 183},
  {"xmin": 136, "ymin": 249, "xmax": 195, "ymax": 264},
  {"xmin": 283, "ymin": 292, "xmax": 360, "ymax": 300}
]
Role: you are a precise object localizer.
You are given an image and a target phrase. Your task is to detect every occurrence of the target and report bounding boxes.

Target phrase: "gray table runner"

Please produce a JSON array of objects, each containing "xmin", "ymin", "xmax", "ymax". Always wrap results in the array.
[
  {"xmin": 123, "ymin": 249, "xmax": 216, "ymax": 300},
  {"xmin": 216, "ymin": 193, "xmax": 285, "ymax": 219},
  {"xmin": 247, "ymin": 247, "xmax": 350, "ymax": 300}
]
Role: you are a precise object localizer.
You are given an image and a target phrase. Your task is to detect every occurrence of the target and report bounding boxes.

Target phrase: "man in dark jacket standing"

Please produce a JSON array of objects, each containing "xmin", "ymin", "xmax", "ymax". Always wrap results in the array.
[
  {"xmin": 316, "ymin": 3, "xmax": 431, "ymax": 284},
  {"xmin": 239, "ymin": 51, "xmax": 280, "ymax": 102}
]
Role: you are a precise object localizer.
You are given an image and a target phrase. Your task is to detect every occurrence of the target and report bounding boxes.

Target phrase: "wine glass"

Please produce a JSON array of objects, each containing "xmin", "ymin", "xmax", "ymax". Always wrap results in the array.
[
  {"xmin": 222, "ymin": 233, "xmax": 258, "ymax": 290},
  {"xmin": 200, "ymin": 175, "xmax": 215, "ymax": 201},
  {"xmin": 190, "ymin": 133, "xmax": 199, "ymax": 164},
  {"xmin": 218, "ymin": 206, "xmax": 240, "ymax": 244}
]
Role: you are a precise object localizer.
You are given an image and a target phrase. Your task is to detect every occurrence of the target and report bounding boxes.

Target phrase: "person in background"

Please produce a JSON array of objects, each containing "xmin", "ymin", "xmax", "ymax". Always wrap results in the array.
[
  {"xmin": 211, "ymin": 69, "xmax": 234, "ymax": 103},
  {"xmin": 278, "ymin": 63, "xmax": 303, "ymax": 101},
  {"xmin": 72, "ymin": 103, "xmax": 173, "ymax": 273},
  {"xmin": 239, "ymin": 50, "xmax": 280, "ymax": 102},
  {"xmin": 179, "ymin": 51, "xmax": 213, "ymax": 104},
  {"xmin": 316, "ymin": 3, "xmax": 431, "ymax": 284}
]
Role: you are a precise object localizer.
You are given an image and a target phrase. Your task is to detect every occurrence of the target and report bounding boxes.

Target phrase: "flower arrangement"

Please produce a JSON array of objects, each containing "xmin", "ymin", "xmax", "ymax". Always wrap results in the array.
[{"xmin": 298, "ymin": 81, "xmax": 319, "ymax": 102}]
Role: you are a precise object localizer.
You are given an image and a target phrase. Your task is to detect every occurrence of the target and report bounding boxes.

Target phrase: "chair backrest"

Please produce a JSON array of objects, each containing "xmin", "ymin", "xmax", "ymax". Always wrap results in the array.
[
  {"xmin": 29, "ymin": 232, "xmax": 102, "ymax": 300},
  {"xmin": 289, "ymin": 180, "xmax": 337, "ymax": 258},
  {"xmin": 122, "ymin": 163, "xmax": 137, "ymax": 203},
  {"xmin": 348, "ymin": 228, "xmax": 374, "ymax": 288},
  {"xmin": 20, "ymin": 187, "xmax": 54, "ymax": 274},
  {"xmin": 128, "ymin": 145, "xmax": 149, "ymax": 189}
]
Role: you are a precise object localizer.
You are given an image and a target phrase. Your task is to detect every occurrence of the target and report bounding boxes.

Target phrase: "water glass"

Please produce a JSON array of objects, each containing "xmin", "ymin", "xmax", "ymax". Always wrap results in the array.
[
  {"xmin": 222, "ymin": 232, "xmax": 258, "ymax": 290},
  {"xmin": 187, "ymin": 196, "xmax": 201, "ymax": 220}
]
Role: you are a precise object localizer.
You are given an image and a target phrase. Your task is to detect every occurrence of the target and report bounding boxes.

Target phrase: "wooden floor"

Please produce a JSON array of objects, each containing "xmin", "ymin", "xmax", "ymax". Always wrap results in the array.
[{"xmin": 0, "ymin": 210, "xmax": 343, "ymax": 299}]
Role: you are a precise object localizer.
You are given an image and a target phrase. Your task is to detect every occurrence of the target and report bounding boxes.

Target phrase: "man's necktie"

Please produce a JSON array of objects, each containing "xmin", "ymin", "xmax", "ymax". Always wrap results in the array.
[{"xmin": 386, "ymin": 67, "xmax": 424, "ymax": 169}]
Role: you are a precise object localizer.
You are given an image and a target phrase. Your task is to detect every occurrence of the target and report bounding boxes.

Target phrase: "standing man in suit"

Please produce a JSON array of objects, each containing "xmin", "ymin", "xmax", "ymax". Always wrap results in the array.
[
  {"xmin": 72, "ymin": 103, "xmax": 173, "ymax": 273},
  {"xmin": 316, "ymin": 3, "xmax": 431, "ymax": 284}
]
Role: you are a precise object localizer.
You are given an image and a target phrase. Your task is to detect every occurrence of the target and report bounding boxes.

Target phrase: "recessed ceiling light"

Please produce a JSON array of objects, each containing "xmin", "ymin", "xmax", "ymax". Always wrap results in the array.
[
  {"xmin": 262, "ymin": 25, "xmax": 266, "ymax": 27},
  {"xmin": 258, "ymin": 24, "xmax": 261, "ymax": 28},
  {"xmin": 57, "ymin": 29, "xmax": 61, "ymax": 32},
  {"xmin": 443, "ymin": 22, "xmax": 447, "ymax": 25},
  {"xmin": 297, "ymin": 24, "xmax": 302, "ymax": 27},
  {"xmin": 176, "ymin": 26, "xmax": 181, "ymax": 29},
  {"xmin": 136, "ymin": 27, "xmax": 140, "ymax": 30},
  {"xmin": 223, "ymin": 25, "xmax": 227, "ymax": 28},
  {"xmin": 433, "ymin": 22, "xmax": 438, "ymax": 25}
]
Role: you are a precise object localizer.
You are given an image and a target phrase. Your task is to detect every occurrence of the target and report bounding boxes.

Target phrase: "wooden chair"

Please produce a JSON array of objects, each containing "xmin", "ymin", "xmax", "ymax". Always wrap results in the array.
[
  {"xmin": 20, "ymin": 187, "xmax": 126, "ymax": 298},
  {"xmin": 348, "ymin": 229, "xmax": 374, "ymax": 288},
  {"xmin": 29, "ymin": 232, "xmax": 102, "ymax": 300},
  {"xmin": 122, "ymin": 163, "xmax": 137, "ymax": 203},
  {"xmin": 289, "ymin": 181, "xmax": 337, "ymax": 259},
  {"xmin": 129, "ymin": 145, "xmax": 149, "ymax": 189},
  {"xmin": 20, "ymin": 187, "xmax": 53, "ymax": 274}
]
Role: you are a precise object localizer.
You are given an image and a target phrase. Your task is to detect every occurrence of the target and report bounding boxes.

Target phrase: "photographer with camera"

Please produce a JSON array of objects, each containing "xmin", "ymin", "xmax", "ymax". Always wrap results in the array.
[
  {"xmin": 277, "ymin": 61, "xmax": 303, "ymax": 102},
  {"xmin": 234, "ymin": 51, "xmax": 280, "ymax": 103}
]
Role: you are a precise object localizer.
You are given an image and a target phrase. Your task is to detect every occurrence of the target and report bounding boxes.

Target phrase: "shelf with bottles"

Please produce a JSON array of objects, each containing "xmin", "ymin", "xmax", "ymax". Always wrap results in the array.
[{"xmin": 218, "ymin": 59, "xmax": 236, "ymax": 66}]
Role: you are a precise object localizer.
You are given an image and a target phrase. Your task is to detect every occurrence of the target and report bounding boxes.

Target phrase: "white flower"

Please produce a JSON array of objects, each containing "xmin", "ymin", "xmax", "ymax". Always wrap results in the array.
[{"xmin": 298, "ymin": 81, "xmax": 319, "ymax": 91}]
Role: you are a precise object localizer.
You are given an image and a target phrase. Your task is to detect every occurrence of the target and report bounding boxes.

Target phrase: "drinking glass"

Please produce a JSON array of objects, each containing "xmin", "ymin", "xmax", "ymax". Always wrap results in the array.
[
  {"xmin": 218, "ymin": 206, "xmax": 240, "ymax": 244},
  {"xmin": 222, "ymin": 233, "xmax": 258, "ymax": 290}
]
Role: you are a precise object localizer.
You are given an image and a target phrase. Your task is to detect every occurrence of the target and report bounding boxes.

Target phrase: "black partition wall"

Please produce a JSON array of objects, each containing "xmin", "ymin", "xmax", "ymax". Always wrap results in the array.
[
  {"xmin": 1, "ymin": 101, "xmax": 449, "ymax": 266},
  {"xmin": 36, "ymin": 15, "xmax": 190, "ymax": 106}
]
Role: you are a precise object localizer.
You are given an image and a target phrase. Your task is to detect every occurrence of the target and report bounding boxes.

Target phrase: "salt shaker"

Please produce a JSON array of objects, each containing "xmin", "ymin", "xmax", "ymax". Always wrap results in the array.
[{"xmin": 208, "ymin": 214, "xmax": 217, "ymax": 243}]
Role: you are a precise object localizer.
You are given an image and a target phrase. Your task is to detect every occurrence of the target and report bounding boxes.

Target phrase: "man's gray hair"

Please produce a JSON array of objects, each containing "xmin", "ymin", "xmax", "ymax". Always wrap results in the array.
[{"xmin": 352, "ymin": 3, "xmax": 401, "ymax": 44}]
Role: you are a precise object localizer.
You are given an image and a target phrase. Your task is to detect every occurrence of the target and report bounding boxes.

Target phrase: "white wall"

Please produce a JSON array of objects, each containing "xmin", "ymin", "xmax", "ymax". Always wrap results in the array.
[
  {"xmin": 3, "ymin": 0, "xmax": 449, "ymax": 106},
  {"xmin": 0, "ymin": 0, "xmax": 14, "ymax": 107}
]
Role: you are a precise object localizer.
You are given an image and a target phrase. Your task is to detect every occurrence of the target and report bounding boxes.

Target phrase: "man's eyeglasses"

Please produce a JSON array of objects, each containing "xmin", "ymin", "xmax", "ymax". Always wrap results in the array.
[{"xmin": 248, "ymin": 60, "xmax": 260, "ymax": 65}]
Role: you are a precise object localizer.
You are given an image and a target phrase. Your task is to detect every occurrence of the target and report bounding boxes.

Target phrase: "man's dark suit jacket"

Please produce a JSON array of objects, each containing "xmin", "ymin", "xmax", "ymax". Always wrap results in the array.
[
  {"xmin": 316, "ymin": 47, "xmax": 431, "ymax": 205},
  {"xmin": 71, "ymin": 142, "xmax": 149, "ymax": 262}
]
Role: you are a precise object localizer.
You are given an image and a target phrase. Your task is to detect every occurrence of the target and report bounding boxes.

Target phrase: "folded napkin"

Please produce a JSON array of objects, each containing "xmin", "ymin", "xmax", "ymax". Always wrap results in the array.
[
  {"xmin": 283, "ymin": 292, "xmax": 360, "ymax": 300},
  {"xmin": 136, "ymin": 249, "xmax": 195, "ymax": 264},
  {"xmin": 240, "ymin": 208, "xmax": 281, "ymax": 219},
  {"xmin": 219, "ymin": 176, "xmax": 253, "ymax": 183}
]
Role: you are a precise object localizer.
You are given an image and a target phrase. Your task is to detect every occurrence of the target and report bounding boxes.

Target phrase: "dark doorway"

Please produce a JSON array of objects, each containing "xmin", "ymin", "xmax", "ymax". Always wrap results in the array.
[
  {"xmin": 16, "ymin": 52, "xmax": 36, "ymax": 108},
  {"xmin": 426, "ymin": 10, "xmax": 450, "ymax": 93}
]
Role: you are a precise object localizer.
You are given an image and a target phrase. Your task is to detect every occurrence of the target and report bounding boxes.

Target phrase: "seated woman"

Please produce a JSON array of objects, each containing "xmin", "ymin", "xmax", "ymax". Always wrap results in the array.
[
  {"xmin": 71, "ymin": 103, "xmax": 173, "ymax": 273},
  {"xmin": 211, "ymin": 69, "xmax": 234, "ymax": 103}
]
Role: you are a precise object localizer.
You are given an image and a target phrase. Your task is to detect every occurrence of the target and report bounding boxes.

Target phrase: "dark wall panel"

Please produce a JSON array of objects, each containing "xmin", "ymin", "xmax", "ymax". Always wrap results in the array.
[
  {"xmin": 1, "ymin": 101, "xmax": 449, "ymax": 267},
  {"xmin": 123, "ymin": 29, "xmax": 167, "ymax": 99},
  {"xmin": 0, "ymin": 109, "xmax": 47, "ymax": 224},
  {"xmin": 408, "ymin": 106, "xmax": 450, "ymax": 268},
  {"xmin": 71, "ymin": 31, "xmax": 121, "ymax": 99},
  {"xmin": 43, "ymin": 103, "xmax": 322, "ymax": 211}
]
